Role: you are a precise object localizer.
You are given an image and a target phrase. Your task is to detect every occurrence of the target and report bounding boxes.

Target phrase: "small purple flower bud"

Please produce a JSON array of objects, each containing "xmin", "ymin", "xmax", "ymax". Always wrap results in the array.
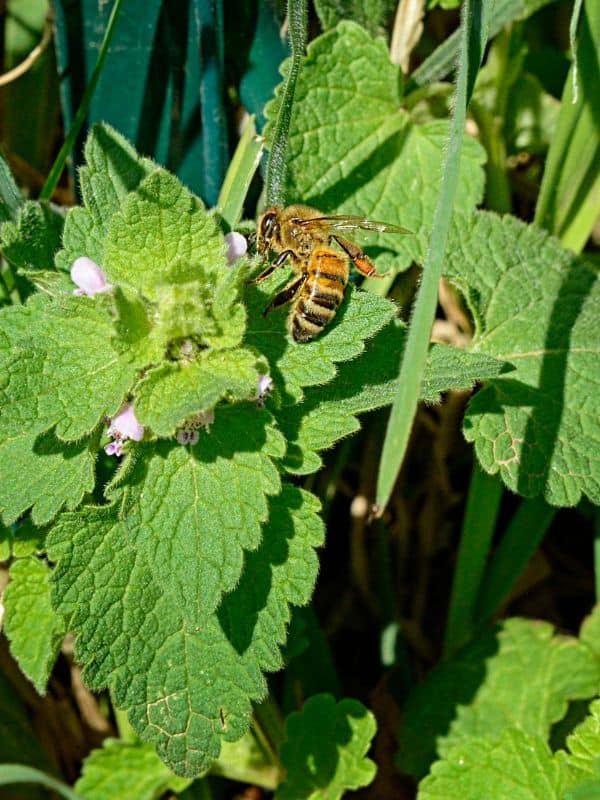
[
  {"xmin": 176, "ymin": 429, "xmax": 199, "ymax": 446},
  {"xmin": 71, "ymin": 257, "xmax": 113, "ymax": 297},
  {"xmin": 105, "ymin": 441, "xmax": 123, "ymax": 457},
  {"xmin": 108, "ymin": 404, "xmax": 145, "ymax": 442},
  {"xmin": 224, "ymin": 232, "xmax": 247, "ymax": 265}
]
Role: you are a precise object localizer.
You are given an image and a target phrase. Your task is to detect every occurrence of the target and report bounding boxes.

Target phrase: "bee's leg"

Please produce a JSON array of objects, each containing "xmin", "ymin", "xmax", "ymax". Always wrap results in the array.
[
  {"xmin": 249, "ymin": 249, "xmax": 294, "ymax": 284},
  {"xmin": 331, "ymin": 235, "xmax": 389, "ymax": 278},
  {"xmin": 262, "ymin": 273, "xmax": 307, "ymax": 317}
]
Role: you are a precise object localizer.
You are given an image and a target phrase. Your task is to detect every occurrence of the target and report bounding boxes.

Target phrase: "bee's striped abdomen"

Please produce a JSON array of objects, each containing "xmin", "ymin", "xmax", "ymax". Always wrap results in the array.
[{"xmin": 290, "ymin": 248, "xmax": 348, "ymax": 342}]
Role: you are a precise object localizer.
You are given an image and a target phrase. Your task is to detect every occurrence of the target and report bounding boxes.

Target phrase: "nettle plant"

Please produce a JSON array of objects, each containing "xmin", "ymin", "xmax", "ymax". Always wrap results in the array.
[{"xmin": 0, "ymin": 12, "xmax": 599, "ymax": 800}]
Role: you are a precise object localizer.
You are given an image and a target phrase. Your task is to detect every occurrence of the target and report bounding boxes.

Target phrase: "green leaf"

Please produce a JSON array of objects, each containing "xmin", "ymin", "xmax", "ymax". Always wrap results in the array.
[
  {"xmin": 277, "ymin": 319, "xmax": 506, "ymax": 475},
  {"xmin": 0, "ymin": 294, "xmax": 137, "ymax": 441},
  {"xmin": 75, "ymin": 739, "xmax": 190, "ymax": 800},
  {"xmin": 0, "ymin": 201, "xmax": 64, "ymax": 272},
  {"xmin": 0, "ymin": 518, "xmax": 47, "ymax": 561},
  {"xmin": 134, "ymin": 350, "xmax": 260, "ymax": 436},
  {"xmin": 111, "ymin": 406, "xmax": 285, "ymax": 619},
  {"xmin": 102, "ymin": 168, "xmax": 246, "ymax": 348},
  {"xmin": 0, "ymin": 149, "xmax": 23, "ymax": 223},
  {"xmin": 445, "ymin": 211, "xmax": 600, "ymax": 506},
  {"xmin": 55, "ymin": 123, "xmax": 155, "ymax": 273},
  {"xmin": 48, "ymin": 484, "xmax": 324, "ymax": 776},
  {"xmin": 265, "ymin": 22, "xmax": 486, "ymax": 275},
  {"xmin": 397, "ymin": 618, "xmax": 600, "ymax": 779},
  {"xmin": 245, "ymin": 282, "xmax": 398, "ymax": 404},
  {"xmin": 504, "ymin": 72, "xmax": 560, "ymax": 154},
  {"xmin": 0, "ymin": 429, "xmax": 96, "ymax": 525},
  {"xmin": 275, "ymin": 694, "xmax": 377, "ymax": 800},
  {"xmin": 314, "ymin": 0, "xmax": 396, "ymax": 36},
  {"xmin": 3, "ymin": 558, "xmax": 66, "ymax": 695},
  {"xmin": 103, "ymin": 169, "xmax": 223, "ymax": 296},
  {"xmin": 417, "ymin": 728, "xmax": 566, "ymax": 800},
  {"xmin": 11, "ymin": 518, "xmax": 47, "ymax": 558},
  {"xmin": 565, "ymin": 779, "xmax": 600, "ymax": 800},
  {"xmin": 580, "ymin": 606, "xmax": 600, "ymax": 658},
  {"xmin": 558, "ymin": 698, "xmax": 600, "ymax": 786}
]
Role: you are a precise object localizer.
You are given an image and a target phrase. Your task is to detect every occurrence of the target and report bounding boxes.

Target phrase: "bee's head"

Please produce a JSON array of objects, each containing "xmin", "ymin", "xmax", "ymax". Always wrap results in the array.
[{"xmin": 257, "ymin": 208, "xmax": 281, "ymax": 255}]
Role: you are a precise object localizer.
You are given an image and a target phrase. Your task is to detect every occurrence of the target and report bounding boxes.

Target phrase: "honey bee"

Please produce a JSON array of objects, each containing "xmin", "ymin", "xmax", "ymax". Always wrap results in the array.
[{"xmin": 252, "ymin": 204, "xmax": 411, "ymax": 342}]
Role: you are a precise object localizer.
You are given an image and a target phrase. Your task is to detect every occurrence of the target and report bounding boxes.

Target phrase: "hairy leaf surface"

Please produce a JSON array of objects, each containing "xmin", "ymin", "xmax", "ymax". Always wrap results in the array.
[
  {"xmin": 0, "ymin": 429, "xmax": 96, "ymax": 525},
  {"xmin": 418, "ymin": 728, "xmax": 566, "ymax": 800},
  {"xmin": 55, "ymin": 124, "xmax": 154, "ymax": 272},
  {"xmin": 245, "ymin": 280, "xmax": 398, "ymax": 404},
  {"xmin": 398, "ymin": 617, "xmax": 600, "ymax": 779},
  {"xmin": 75, "ymin": 739, "xmax": 190, "ymax": 799},
  {"xmin": 277, "ymin": 319, "xmax": 506, "ymax": 474},
  {"xmin": 265, "ymin": 22, "xmax": 486, "ymax": 274},
  {"xmin": 3, "ymin": 558, "xmax": 66, "ymax": 695},
  {"xmin": 276, "ymin": 693, "xmax": 377, "ymax": 799},
  {"xmin": 0, "ymin": 201, "xmax": 64, "ymax": 273},
  {"xmin": 445, "ymin": 212, "xmax": 600, "ymax": 506},
  {"xmin": 0, "ymin": 294, "xmax": 137, "ymax": 441},
  {"xmin": 48, "ymin": 485, "xmax": 324, "ymax": 776},
  {"xmin": 134, "ymin": 350, "xmax": 260, "ymax": 436},
  {"xmin": 111, "ymin": 406, "xmax": 285, "ymax": 619}
]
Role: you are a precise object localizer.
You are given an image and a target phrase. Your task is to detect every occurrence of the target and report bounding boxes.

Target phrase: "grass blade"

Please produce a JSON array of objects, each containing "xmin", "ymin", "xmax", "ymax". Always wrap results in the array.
[
  {"xmin": 534, "ymin": 0, "xmax": 600, "ymax": 252},
  {"xmin": 375, "ymin": 0, "xmax": 490, "ymax": 514},
  {"xmin": 216, "ymin": 116, "xmax": 264, "ymax": 230},
  {"xmin": 195, "ymin": 0, "xmax": 228, "ymax": 206},
  {"xmin": 40, "ymin": 0, "xmax": 124, "ymax": 201},
  {"xmin": 0, "ymin": 149, "xmax": 23, "ymax": 223},
  {"xmin": 475, "ymin": 497, "xmax": 556, "ymax": 625},
  {"xmin": 409, "ymin": 0, "xmax": 557, "ymax": 89},
  {"xmin": 443, "ymin": 463, "xmax": 504, "ymax": 657}
]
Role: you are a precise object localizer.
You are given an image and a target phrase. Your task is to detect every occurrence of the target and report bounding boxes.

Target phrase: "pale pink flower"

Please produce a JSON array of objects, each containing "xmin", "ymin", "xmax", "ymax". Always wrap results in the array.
[
  {"xmin": 104, "ymin": 441, "xmax": 123, "ymax": 457},
  {"xmin": 104, "ymin": 403, "xmax": 144, "ymax": 457},
  {"xmin": 224, "ymin": 232, "xmax": 247, "ymax": 265},
  {"xmin": 71, "ymin": 257, "xmax": 113, "ymax": 297}
]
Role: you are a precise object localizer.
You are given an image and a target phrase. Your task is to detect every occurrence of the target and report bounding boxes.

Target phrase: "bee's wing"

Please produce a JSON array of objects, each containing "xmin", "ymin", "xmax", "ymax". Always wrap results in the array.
[{"xmin": 296, "ymin": 215, "xmax": 413, "ymax": 235}]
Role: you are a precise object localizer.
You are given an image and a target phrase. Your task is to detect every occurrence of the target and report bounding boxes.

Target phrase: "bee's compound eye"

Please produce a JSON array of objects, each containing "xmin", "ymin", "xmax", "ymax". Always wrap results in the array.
[{"xmin": 261, "ymin": 213, "xmax": 277, "ymax": 237}]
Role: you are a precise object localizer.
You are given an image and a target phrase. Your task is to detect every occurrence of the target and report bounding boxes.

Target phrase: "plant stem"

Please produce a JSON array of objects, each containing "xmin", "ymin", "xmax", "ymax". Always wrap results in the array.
[{"xmin": 264, "ymin": 0, "xmax": 308, "ymax": 207}]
